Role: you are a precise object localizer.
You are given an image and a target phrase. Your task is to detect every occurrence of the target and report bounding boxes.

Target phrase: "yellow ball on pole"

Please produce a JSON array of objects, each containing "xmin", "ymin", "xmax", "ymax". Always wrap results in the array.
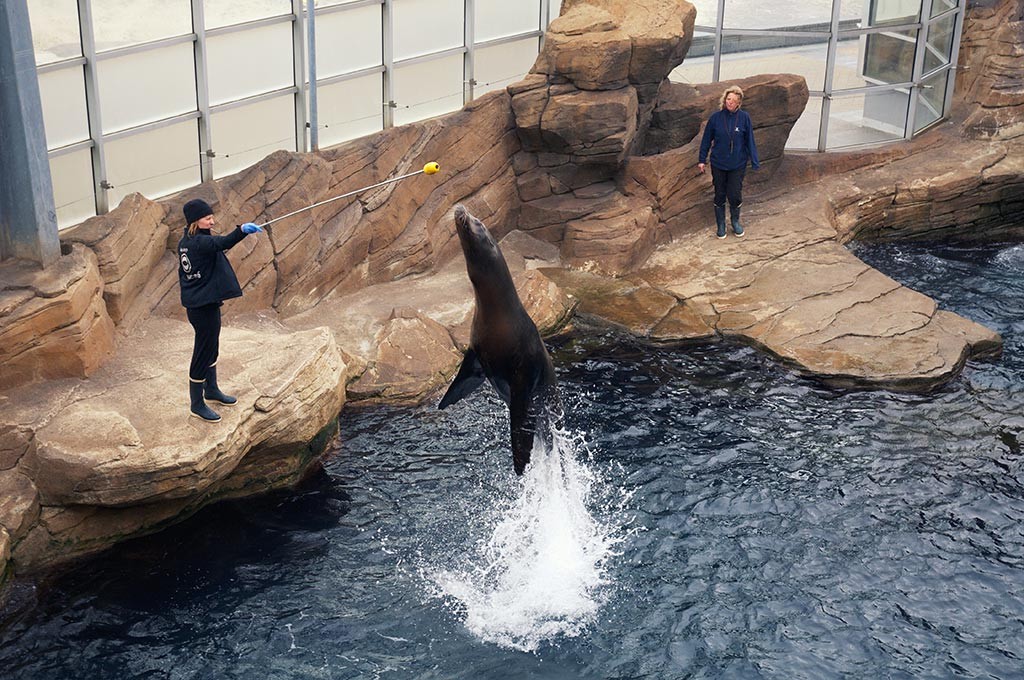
[{"xmin": 423, "ymin": 162, "xmax": 440, "ymax": 175}]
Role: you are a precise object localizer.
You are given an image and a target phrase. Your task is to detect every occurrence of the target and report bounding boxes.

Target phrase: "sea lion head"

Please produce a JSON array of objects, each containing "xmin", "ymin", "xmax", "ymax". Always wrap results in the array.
[{"xmin": 453, "ymin": 204, "xmax": 501, "ymax": 266}]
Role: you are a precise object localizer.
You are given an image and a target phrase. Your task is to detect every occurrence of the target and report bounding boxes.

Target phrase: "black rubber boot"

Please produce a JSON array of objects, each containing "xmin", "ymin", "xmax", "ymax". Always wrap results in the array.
[
  {"xmin": 204, "ymin": 364, "xmax": 237, "ymax": 406},
  {"xmin": 730, "ymin": 204, "xmax": 745, "ymax": 237},
  {"xmin": 190, "ymin": 379, "xmax": 221, "ymax": 422},
  {"xmin": 715, "ymin": 204, "xmax": 727, "ymax": 239}
]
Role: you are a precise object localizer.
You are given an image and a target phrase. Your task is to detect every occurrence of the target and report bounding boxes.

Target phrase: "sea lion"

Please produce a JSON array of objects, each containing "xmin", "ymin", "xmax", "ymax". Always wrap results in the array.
[{"xmin": 439, "ymin": 204, "xmax": 560, "ymax": 475}]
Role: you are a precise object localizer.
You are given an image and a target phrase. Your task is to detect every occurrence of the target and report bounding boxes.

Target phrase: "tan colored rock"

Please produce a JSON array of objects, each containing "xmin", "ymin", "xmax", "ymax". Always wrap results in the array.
[
  {"xmin": 60, "ymin": 193, "xmax": 169, "ymax": 323},
  {"xmin": 543, "ymin": 0, "xmax": 696, "ymax": 95},
  {"xmin": 348, "ymin": 307, "xmax": 462, "ymax": 403},
  {"xmin": 16, "ymin": 319, "xmax": 346, "ymax": 508},
  {"xmin": 514, "ymin": 269, "xmax": 578, "ymax": 337},
  {"xmin": 540, "ymin": 268, "xmax": 678, "ymax": 337},
  {"xmin": 562, "ymin": 193, "xmax": 660, "ymax": 274},
  {"xmin": 560, "ymin": 0, "xmax": 697, "ymax": 89},
  {"xmin": 547, "ymin": 87, "xmax": 640, "ymax": 165},
  {"xmin": 0, "ymin": 527, "xmax": 9, "ymax": 580},
  {"xmin": 955, "ymin": 0, "xmax": 1024, "ymax": 138},
  {"xmin": 829, "ymin": 134, "xmax": 1024, "ymax": 243},
  {"xmin": 13, "ymin": 501, "xmax": 192, "ymax": 572},
  {"xmin": 0, "ymin": 424, "xmax": 32, "ymax": 472},
  {"xmin": 0, "ymin": 243, "xmax": 116, "ymax": 388},
  {"xmin": 650, "ymin": 302, "xmax": 718, "ymax": 343},
  {"xmin": 511, "ymin": 78, "xmax": 640, "ymax": 166},
  {"xmin": 535, "ymin": 6, "xmax": 632, "ymax": 90},
  {"xmin": 0, "ymin": 470, "xmax": 39, "ymax": 542}
]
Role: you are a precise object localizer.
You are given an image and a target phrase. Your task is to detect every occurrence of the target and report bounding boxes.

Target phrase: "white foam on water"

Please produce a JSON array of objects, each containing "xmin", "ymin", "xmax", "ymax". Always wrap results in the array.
[
  {"xmin": 994, "ymin": 244, "xmax": 1024, "ymax": 271},
  {"xmin": 428, "ymin": 427, "xmax": 624, "ymax": 652}
]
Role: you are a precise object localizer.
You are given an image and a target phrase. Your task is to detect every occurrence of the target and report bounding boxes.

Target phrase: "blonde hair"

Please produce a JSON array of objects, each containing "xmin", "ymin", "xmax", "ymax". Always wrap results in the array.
[
  {"xmin": 720, "ymin": 86, "xmax": 744, "ymax": 110},
  {"xmin": 188, "ymin": 222, "xmax": 200, "ymax": 236}
]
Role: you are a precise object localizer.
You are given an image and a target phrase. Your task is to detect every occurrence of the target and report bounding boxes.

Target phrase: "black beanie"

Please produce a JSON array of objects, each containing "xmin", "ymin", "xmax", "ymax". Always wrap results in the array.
[{"xmin": 183, "ymin": 198, "xmax": 214, "ymax": 225}]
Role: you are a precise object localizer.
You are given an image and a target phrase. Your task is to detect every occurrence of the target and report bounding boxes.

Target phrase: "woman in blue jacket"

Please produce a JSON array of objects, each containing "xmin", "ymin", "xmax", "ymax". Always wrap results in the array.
[
  {"xmin": 698, "ymin": 85, "xmax": 760, "ymax": 239},
  {"xmin": 177, "ymin": 198, "xmax": 262, "ymax": 422}
]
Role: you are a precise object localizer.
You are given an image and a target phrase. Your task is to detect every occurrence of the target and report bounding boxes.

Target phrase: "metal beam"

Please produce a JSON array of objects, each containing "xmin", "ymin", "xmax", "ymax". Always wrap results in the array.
[{"xmin": 0, "ymin": 0, "xmax": 60, "ymax": 265}]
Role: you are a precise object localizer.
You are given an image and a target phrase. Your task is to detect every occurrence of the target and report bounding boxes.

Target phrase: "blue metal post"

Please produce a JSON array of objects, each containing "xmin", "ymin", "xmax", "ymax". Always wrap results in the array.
[{"xmin": 0, "ymin": 0, "xmax": 60, "ymax": 266}]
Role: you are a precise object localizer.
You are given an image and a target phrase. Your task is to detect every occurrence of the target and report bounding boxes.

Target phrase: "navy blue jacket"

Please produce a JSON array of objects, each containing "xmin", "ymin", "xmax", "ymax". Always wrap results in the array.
[
  {"xmin": 698, "ymin": 108, "xmax": 760, "ymax": 172},
  {"xmin": 177, "ymin": 226, "xmax": 247, "ymax": 309}
]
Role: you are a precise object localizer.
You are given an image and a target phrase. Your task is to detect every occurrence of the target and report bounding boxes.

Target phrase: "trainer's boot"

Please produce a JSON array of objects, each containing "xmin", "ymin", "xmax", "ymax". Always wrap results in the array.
[
  {"xmin": 204, "ymin": 364, "xmax": 237, "ymax": 406},
  {"xmin": 715, "ymin": 204, "xmax": 727, "ymax": 239},
  {"xmin": 190, "ymin": 379, "xmax": 221, "ymax": 422},
  {"xmin": 730, "ymin": 203, "xmax": 745, "ymax": 238}
]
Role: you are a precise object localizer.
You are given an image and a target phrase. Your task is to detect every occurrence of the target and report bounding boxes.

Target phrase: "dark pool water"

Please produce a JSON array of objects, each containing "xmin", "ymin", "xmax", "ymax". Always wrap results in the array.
[{"xmin": 3, "ymin": 241, "xmax": 1024, "ymax": 679}]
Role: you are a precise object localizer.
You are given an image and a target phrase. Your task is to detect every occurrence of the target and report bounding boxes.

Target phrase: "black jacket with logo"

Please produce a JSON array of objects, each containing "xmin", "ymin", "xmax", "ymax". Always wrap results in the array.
[{"xmin": 177, "ymin": 226, "xmax": 247, "ymax": 309}]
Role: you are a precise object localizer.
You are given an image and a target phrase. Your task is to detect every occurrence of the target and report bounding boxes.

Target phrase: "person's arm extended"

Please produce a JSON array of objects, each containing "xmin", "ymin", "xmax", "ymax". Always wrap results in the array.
[{"xmin": 197, "ymin": 226, "xmax": 248, "ymax": 254}]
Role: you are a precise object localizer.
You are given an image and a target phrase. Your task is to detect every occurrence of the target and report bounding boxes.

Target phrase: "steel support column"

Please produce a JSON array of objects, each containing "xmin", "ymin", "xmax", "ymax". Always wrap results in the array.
[{"xmin": 0, "ymin": 0, "xmax": 60, "ymax": 266}]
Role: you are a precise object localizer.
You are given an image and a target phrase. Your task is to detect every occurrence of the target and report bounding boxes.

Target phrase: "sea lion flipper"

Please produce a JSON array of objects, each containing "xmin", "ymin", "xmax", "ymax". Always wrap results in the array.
[
  {"xmin": 439, "ymin": 349, "xmax": 485, "ymax": 409},
  {"xmin": 509, "ymin": 393, "xmax": 534, "ymax": 476}
]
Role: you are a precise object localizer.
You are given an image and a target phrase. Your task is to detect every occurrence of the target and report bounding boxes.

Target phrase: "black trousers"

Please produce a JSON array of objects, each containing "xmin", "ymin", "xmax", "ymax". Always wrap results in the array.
[
  {"xmin": 186, "ymin": 303, "xmax": 221, "ymax": 382},
  {"xmin": 711, "ymin": 166, "xmax": 746, "ymax": 209}
]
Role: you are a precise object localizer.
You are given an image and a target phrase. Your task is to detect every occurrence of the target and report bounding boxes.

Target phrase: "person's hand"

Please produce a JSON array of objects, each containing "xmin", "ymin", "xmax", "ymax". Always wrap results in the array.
[
  {"xmin": 241, "ymin": 223, "xmax": 263, "ymax": 234},
  {"xmin": 698, "ymin": 163, "xmax": 706, "ymax": 174}
]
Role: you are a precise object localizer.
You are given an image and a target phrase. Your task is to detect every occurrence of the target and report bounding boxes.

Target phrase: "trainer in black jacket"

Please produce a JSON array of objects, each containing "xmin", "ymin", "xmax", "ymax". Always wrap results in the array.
[{"xmin": 177, "ymin": 198, "xmax": 263, "ymax": 422}]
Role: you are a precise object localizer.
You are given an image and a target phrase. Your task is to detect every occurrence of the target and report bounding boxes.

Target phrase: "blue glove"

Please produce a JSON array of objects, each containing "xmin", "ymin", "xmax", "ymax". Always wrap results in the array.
[{"xmin": 241, "ymin": 222, "xmax": 263, "ymax": 234}]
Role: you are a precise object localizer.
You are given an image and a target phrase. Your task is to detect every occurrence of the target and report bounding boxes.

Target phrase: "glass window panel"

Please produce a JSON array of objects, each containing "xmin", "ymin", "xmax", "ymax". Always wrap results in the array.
[
  {"xmin": 548, "ymin": 0, "xmax": 564, "ymax": 24},
  {"xmin": 931, "ymin": 0, "xmax": 958, "ymax": 17},
  {"xmin": 474, "ymin": 38, "xmax": 539, "ymax": 97},
  {"xmin": 832, "ymin": 34, "xmax": 872, "ymax": 90},
  {"xmin": 669, "ymin": 31, "xmax": 714, "ymax": 84},
  {"xmin": 91, "ymin": 0, "xmax": 191, "ymax": 51},
  {"xmin": 914, "ymin": 68, "xmax": 950, "ymax": 131},
  {"xmin": 315, "ymin": 0, "xmax": 370, "ymax": 6},
  {"xmin": 475, "ymin": 0, "xmax": 540, "ymax": 43},
  {"xmin": 690, "ymin": 0, "xmax": 718, "ymax": 28},
  {"xmin": 839, "ymin": 0, "xmax": 864, "ymax": 28},
  {"xmin": 723, "ymin": 3, "xmax": 832, "ymax": 30},
  {"xmin": 786, "ymin": 95, "xmax": 822, "ymax": 150},
  {"xmin": 97, "ymin": 42, "xmax": 197, "ymax": 133},
  {"xmin": 859, "ymin": 0, "xmax": 921, "ymax": 27},
  {"xmin": 207, "ymin": 23, "xmax": 294, "ymax": 106},
  {"xmin": 315, "ymin": 5, "xmax": 382, "ymax": 78},
  {"xmin": 393, "ymin": 53, "xmax": 463, "ymax": 126},
  {"xmin": 211, "ymin": 95, "xmax": 296, "ymax": 178},
  {"xmin": 204, "ymin": 0, "xmax": 291, "ymax": 30},
  {"xmin": 316, "ymin": 74, "xmax": 384, "ymax": 149},
  {"xmin": 827, "ymin": 88, "xmax": 910, "ymax": 149},
  {"xmin": 38, "ymin": 67, "xmax": 90, "ymax": 148},
  {"xmin": 28, "ymin": 0, "xmax": 81, "ymax": 65},
  {"xmin": 50, "ymin": 149, "xmax": 97, "ymax": 229},
  {"xmin": 392, "ymin": 0, "xmax": 464, "ymax": 61},
  {"xmin": 923, "ymin": 12, "xmax": 956, "ymax": 74},
  {"xmin": 861, "ymin": 29, "xmax": 918, "ymax": 84},
  {"xmin": 105, "ymin": 121, "xmax": 201, "ymax": 206},
  {"xmin": 719, "ymin": 36, "xmax": 829, "ymax": 92}
]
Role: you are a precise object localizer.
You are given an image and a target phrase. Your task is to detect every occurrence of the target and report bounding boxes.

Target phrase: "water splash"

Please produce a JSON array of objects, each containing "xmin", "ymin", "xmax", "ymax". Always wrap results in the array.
[
  {"xmin": 993, "ymin": 243, "xmax": 1024, "ymax": 271},
  {"xmin": 430, "ymin": 427, "xmax": 623, "ymax": 652}
]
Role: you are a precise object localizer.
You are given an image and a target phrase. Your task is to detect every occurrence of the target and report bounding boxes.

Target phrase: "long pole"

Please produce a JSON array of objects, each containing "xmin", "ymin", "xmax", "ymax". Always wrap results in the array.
[{"xmin": 257, "ymin": 162, "xmax": 440, "ymax": 228}]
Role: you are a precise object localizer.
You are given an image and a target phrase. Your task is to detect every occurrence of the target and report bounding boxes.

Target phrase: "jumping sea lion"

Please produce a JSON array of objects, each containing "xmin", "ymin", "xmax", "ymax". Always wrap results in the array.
[{"xmin": 439, "ymin": 204, "xmax": 561, "ymax": 475}]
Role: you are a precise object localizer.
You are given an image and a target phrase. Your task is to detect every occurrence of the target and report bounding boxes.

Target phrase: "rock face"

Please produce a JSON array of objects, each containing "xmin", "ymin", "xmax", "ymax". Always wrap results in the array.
[
  {"xmin": 5, "ymin": 320, "xmax": 347, "ymax": 571},
  {"xmin": 0, "ymin": 243, "xmax": 115, "ymax": 389},
  {"xmin": 955, "ymin": 0, "xmax": 1024, "ymax": 139},
  {"xmin": 2, "ymin": 0, "xmax": 1024, "ymax": 591}
]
